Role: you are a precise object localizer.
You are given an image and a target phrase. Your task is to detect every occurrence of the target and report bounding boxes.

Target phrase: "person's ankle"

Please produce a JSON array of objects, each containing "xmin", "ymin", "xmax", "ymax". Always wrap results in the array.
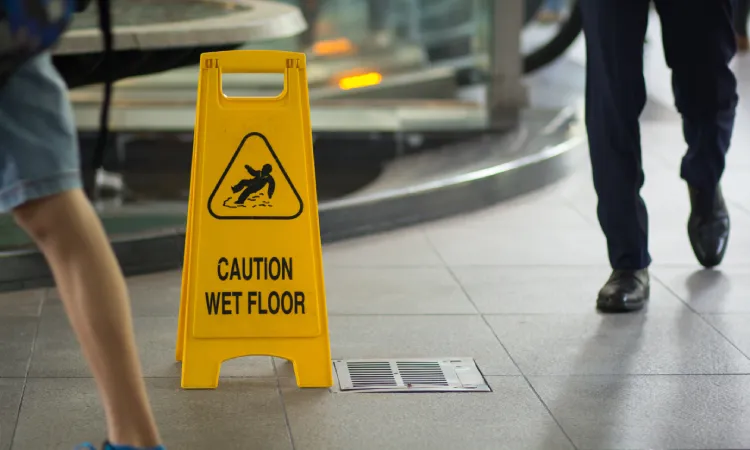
[
  {"xmin": 106, "ymin": 442, "xmax": 165, "ymax": 450},
  {"xmin": 108, "ymin": 423, "xmax": 161, "ymax": 449}
]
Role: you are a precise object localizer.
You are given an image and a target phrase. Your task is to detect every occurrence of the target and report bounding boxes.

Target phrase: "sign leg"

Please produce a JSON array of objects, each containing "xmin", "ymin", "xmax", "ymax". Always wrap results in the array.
[
  {"xmin": 175, "ymin": 294, "xmax": 188, "ymax": 362},
  {"xmin": 181, "ymin": 341, "xmax": 222, "ymax": 389},
  {"xmin": 289, "ymin": 337, "xmax": 333, "ymax": 388}
]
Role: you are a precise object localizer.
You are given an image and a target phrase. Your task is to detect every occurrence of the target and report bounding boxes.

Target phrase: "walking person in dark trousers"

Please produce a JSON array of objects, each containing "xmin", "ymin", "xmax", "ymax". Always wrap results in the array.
[{"xmin": 581, "ymin": 0, "xmax": 738, "ymax": 312}]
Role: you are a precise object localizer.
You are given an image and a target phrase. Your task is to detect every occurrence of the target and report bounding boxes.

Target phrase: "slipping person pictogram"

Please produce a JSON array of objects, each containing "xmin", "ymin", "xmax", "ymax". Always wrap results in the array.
[
  {"xmin": 208, "ymin": 132, "xmax": 303, "ymax": 220},
  {"xmin": 233, "ymin": 164, "xmax": 275, "ymax": 204},
  {"xmin": 223, "ymin": 163, "xmax": 275, "ymax": 209}
]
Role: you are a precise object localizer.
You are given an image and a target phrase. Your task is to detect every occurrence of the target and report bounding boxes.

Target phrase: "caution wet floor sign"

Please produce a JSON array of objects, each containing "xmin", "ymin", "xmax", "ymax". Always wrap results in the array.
[{"xmin": 176, "ymin": 50, "xmax": 332, "ymax": 389}]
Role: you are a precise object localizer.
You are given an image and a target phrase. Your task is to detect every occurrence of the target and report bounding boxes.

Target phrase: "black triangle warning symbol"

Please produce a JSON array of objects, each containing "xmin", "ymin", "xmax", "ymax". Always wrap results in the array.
[{"xmin": 207, "ymin": 133, "xmax": 304, "ymax": 220}]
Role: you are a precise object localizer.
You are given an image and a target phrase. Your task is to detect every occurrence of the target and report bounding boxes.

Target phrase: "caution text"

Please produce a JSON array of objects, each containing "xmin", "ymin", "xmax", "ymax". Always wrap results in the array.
[
  {"xmin": 217, "ymin": 256, "xmax": 292, "ymax": 281},
  {"xmin": 205, "ymin": 290, "xmax": 305, "ymax": 315},
  {"xmin": 205, "ymin": 256, "xmax": 305, "ymax": 316}
]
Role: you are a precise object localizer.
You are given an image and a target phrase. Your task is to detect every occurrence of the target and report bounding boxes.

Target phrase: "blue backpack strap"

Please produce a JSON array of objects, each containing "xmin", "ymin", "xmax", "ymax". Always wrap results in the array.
[
  {"xmin": 1, "ymin": 0, "xmax": 75, "ymax": 48},
  {"xmin": 0, "ymin": 0, "xmax": 76, "ymax": 86}
]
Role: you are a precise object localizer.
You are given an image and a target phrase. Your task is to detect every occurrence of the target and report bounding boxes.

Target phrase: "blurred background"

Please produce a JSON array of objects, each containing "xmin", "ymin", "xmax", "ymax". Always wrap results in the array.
[{"xmin": 0, "ymin": 0, "xmax": 585, "ymax": 282}]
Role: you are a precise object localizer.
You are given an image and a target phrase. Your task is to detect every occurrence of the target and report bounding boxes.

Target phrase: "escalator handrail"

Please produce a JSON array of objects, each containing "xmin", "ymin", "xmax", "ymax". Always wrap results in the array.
[
  {"xmin": 524, "ymin": 0, "xmax": 546, "ymax": 24},
  {"xmin": 523, "ymin": 0, "xmax": 582, "ymax": 74}
]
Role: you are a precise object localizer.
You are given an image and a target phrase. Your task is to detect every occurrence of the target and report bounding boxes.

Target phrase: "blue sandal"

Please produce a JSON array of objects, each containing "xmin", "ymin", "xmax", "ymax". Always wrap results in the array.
[{"xmin": 76, "ymin": 442, "xmax": 165, "ymax": 450}]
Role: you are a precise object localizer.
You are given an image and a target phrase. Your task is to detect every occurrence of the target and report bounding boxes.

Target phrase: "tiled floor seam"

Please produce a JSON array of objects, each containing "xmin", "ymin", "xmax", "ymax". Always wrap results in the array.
[
  {"xmin": 732, "ymin": 200, "xmax": 750, "ymax": 217},
  {"xmin": 273, "ymin": 361, "xmax": 297, "ymax": 450},
  {"xmin": 509, "ymin": 373, "xmax": 750, "ymax": 378},
  {"xmin": 559, "ymin": 194, "xmax": 600, "ymax": 229},
  {"xmin": 328, "ymin": 312, "xmax": 481, "ymax": 317},
  {"xmin": 17, "ymin": 376, "xmax": 281, "ymax": 380},
  {"xmin": 650, "ymin": 275, "xmax": 750, "ymax": 363},
  {"xmin": 426, "ymin": 263, "xmax": 605, "ymax": 268},
  {"xmin": 9, "ymin": 289, "xmax": 45, "ymax": 450},
  {"xmin": 478, "ymin": 311, "xmax": 580, "ymax": 450},
  {"xmin": 7, "ymin": 379, "xmax": 27, "ymax": 450},
  {"xmin": 442, "ymin": 264, "xmax": 580, "ymax": 450},
  {"xmin": 421, "ymin": 229, "xmax": 455, "ymax": 271}
]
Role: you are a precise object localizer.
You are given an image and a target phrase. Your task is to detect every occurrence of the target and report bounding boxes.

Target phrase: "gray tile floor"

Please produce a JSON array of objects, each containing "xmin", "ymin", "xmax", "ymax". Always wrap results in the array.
[
  {"xmin": 7, "ymin": 45, "xmax": 750, "ymax": 450},
  {"xmin": 4, "ymin": 137, "xmax": 750, "ymax": 450}
]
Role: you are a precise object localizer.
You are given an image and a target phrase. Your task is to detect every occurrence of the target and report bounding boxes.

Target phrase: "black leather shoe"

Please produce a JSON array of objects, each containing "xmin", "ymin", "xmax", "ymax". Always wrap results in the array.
[
  {"xmin": 596, "ymin": 269, "xmax": 650, "ymax": 313},
  {"xmin": 688, "ymin": 185, "xmax": 730, "ymax": 268}
]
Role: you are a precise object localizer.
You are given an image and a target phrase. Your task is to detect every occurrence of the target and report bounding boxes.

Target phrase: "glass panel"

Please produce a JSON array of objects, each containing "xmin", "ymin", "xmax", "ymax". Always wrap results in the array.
[
  {"xmin": 0, "ymin": 1, "xmax": 585, "ymax": 253},
  {"xmin": 240, "ymin": 0, "xmax": 492, "ymax": 100}
]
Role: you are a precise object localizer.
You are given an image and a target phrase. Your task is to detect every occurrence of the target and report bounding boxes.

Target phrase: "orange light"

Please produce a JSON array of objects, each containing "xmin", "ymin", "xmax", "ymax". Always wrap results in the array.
[
  {"xmin": 338, "ymin": 72, "xmax": 383, "ymax": 91},
  {"xmin": 312, "ymin": 38, "xmax": 355, "ymax": 56}
]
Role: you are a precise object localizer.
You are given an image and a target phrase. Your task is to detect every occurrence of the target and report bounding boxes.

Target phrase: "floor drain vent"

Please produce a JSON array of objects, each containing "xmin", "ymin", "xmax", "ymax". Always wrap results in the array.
[{"xmin": 333, "ymin": 358, "xmax": 491, "ymax": 392}]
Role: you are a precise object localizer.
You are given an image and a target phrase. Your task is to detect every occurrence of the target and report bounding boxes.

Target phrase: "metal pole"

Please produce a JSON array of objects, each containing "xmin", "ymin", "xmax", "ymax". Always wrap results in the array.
[{"xmin": 486, "ymin": 0, "xmax": 528, "ymax": 130}]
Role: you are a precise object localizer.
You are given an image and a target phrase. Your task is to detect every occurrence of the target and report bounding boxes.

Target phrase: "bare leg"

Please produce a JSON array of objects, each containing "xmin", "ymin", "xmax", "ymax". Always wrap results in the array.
[{"xmin": 13, "ymin": 189, "xmax": 161, "ymax": 448}]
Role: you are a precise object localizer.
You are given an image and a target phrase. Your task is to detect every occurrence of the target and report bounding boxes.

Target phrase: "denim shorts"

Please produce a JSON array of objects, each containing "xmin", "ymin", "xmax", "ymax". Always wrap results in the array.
[{"xmin": 0, "ymin": 52, "xmax": 81, "ymax": 213}]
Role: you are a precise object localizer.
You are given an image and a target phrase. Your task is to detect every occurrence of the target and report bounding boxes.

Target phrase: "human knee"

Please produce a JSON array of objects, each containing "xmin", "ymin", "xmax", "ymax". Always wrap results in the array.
[
  {"xmin": 672, "ymin": 61, "xmax": 737, "ymax": 117},
  {"xmin": 12, "ymin": 191, "xmax": 79, "ymax": 245},
  {"xmin": 13, "ymin": 198, "xmax": 56, "ymax": 243}
]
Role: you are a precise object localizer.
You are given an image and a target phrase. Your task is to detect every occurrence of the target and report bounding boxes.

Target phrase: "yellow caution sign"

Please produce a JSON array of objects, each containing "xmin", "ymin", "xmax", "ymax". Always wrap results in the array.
[{"xmin": 176, "ymin": 50, "xmax": 332, "ymax": 389}]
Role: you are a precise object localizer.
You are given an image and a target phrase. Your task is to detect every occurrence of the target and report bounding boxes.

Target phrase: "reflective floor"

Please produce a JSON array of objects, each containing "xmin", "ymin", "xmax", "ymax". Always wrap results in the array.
[{"xmin": 5, "ymin": 18, "xmax": 750, "ymax": 450}]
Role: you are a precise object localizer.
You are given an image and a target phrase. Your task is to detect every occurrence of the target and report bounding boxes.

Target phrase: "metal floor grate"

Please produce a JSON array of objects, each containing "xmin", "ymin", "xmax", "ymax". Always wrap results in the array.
[{"xmin": 333, "ymin": 358, "xmax": 491, "ymax": 393}]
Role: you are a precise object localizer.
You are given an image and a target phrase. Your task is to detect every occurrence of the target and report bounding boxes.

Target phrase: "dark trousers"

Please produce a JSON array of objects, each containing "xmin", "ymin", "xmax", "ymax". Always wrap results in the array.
[
  {"xmin": 580, "ymin": 0, "xmax": 738, "ymax": 270},
  {"xmin": 736, "ymin": 0, "xmax": 750, "ymax": 37}
]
